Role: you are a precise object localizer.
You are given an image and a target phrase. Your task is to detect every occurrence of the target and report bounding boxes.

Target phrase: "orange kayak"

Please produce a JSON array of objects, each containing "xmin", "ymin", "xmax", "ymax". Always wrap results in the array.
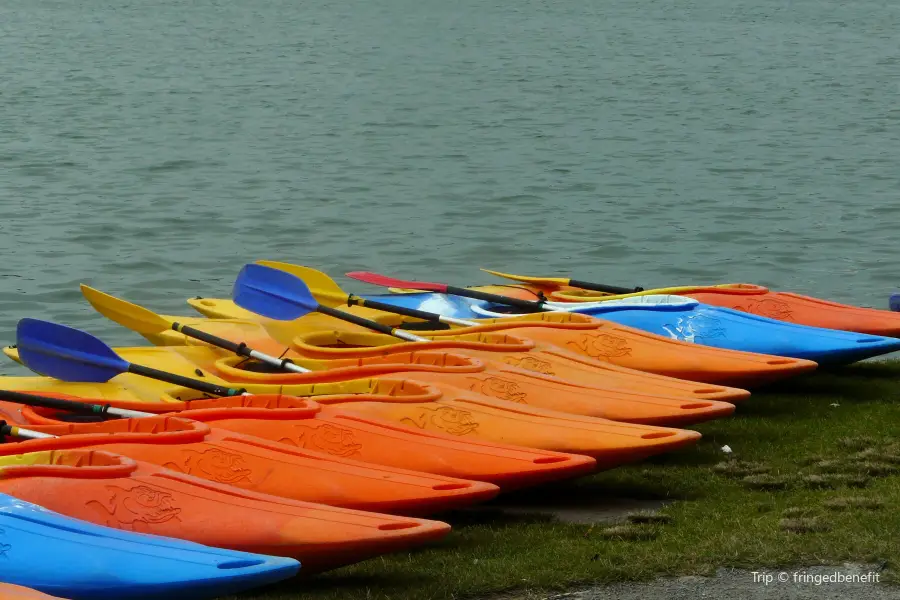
[
  {"xmin": 61, "ymin": 342, "xmax": 738, "ymax": 427},
  {"xmin": 185, "ymin": 298, "xmax": 817, "ymax": 387},
  {"xmin": 0, "ymin": 376, "xmax": 701, "ymax": 470},
  {"xmin": 509, "ymin": 282, "xmax": 900, "ymax": 338},
  {"xmin": 0, "ymin": 415, "xmax": 498, "ymax": 516},
  {"xmin": 16, "ymin": 393, "xmax": 597, "ymax": 491},
  {"xmin": 122, "ymin": 315, "xmax": 751, "ymax": 403},
  {"xmin": 0, "ymin": 449, "xmax": 450, "ymax": 572},
  {"xmin": 0, "ymin": 584, "xmax": 66, "ymax": 599}
]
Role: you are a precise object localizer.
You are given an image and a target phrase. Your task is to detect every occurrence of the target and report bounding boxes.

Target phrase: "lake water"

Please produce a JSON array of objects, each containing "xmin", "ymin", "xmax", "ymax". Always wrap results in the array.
[{"xmin": 1, "ymin": 0, "xmax": 899, "ymax": 373}]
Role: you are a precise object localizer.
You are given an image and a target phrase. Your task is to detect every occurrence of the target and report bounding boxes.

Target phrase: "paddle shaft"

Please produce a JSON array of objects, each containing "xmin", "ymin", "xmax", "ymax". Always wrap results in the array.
[
  {"xmin": 566, "ymin": 279, "xmax": 643, "ymax": 294},
  {"xmin": 316, "ymin": 305, "xmax": 428, "ymax": 342},
  {"xmin": 0, "ymin": 389, "xmax": 151, "ymax": 419},
  {"xmin": 443, "ymin": 285, "xmax": 552, "ymax": 312},
  {"xmin": 0, "ymin": 421, "xmax": 55, "ymax": 439},
  {"xmin": 347, "ymin": 297, "xmax": 477, "ymax": 327},
  {"xmin": 172, "ymin": 323, "xmax": 310, "ymax": 374},
  {"xmin": 127, "ymin": 363, "xmax": 246, "ymax": 396}
]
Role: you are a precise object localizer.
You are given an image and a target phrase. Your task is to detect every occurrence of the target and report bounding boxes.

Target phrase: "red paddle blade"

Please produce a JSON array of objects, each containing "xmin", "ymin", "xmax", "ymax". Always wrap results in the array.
[{"xmin": 344, "ymin": 272, "xmax": 449, "ymax": 293}]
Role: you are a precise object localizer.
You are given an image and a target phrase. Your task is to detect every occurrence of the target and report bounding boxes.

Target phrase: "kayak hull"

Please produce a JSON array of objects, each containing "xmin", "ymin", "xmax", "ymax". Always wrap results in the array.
[
  {"xmin": 113, "ymin": 317, "xmax": 754, "ymax": 403},
  {"xmin": 0, "ymin": 449, "xmax": 451, "ymax": 572},
  {"xmin": 0, "ymin": 416, "xmax": 498, "ymax": 516},
  {"xmin": 45, "ymin": 343, "xmax": 739, "ymax": 428},
  {"xmin": 486, "ymin": 281, "xmax": 900, "ymax": 338},
  {"xmin": 461, "ymin": 296, "xmax": 900, "ymax": 366},
  {"xmin": 16, "ymin": 393, "xmax": 597, "ymax": 492},
  {"xmin": 183, "ymin": 298, "xmax": 817, "ymax": 387},
  {"xmin": 0, "ymin": 492, "xmax": 299, "ymax": 600},
  {"xmin": 0, "ymin": 376, "xmax": 702, "ymax": 470},
  {"xmin": 0, "ymin": 584, "xmax": 67, "ymax": 599}
]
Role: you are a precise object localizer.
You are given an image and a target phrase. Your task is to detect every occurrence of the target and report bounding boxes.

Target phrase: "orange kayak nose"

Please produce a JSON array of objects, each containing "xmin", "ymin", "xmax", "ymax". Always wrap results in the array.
[
  {"xmin": 155, "ymin": 380, "xmax": 703, "ymax": 471},
  {"xmin": 284, "ymin": 329, "xmax": 756, "ymax": 401},
  {"xmin": 456, "ymin": 317, "xmax": 818, "ymax": 387},
  {"xmin": 18, "ymin": 393, "xmax": 597, "ymax": 493},
  {"xmin": 685, "ymin": 286, "xmax": 900, "ymax": 338},
  {"xmin": 541, "ymin": 282, "xmax": 900, "ymax": 338},
  {"xmin": 0, "ymin": 416, "xmax": 498, "ymax": 516},
  {"xmin": 0, "ymin": 449, "xmax": 451, "ymax": 572},
  {"xmin": 0, "ymin": 583, "xmax": 68, "ymax": 599},
  {"xmin": 322, "ymin": 393, "xmax": 701, "ymax": 470}
]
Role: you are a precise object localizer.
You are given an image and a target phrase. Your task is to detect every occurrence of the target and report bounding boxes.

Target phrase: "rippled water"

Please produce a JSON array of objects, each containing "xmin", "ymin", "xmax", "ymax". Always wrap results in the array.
[{"xmin": 1, "ymin": 0, "xmax": 899, "ymax": 374}]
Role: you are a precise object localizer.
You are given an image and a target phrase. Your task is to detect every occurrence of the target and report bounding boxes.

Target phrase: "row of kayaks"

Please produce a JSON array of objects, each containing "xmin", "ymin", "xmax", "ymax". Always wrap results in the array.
[{"xmin": 1, "ymin": 262, "xmax": 898, "ymax": 599}]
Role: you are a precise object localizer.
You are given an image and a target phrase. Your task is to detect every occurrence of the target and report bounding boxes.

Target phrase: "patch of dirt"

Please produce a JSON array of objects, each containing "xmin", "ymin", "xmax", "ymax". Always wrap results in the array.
[
  {"xmin": 490, "ymin": 564, "xmax": 894, "ymax": 600},
  {"xmin": 462, "ymin": 497, "xmax": 672, "ymax": 525}
]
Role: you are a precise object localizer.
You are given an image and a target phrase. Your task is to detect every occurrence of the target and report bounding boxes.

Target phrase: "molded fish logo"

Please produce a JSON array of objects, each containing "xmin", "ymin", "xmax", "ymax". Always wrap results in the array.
[
  {"xmin": 469, "ymin": 377, "xmax": 527, "ymax": 403},
  {"xmin": 165, "ymin": 448, "xmax": 253, "ymax": 485},
  {"xmin": 402, "ymin": 406, "xmax": 479, "ymax": 436},
  {"xmin": 502, "ymin": 355, "xmax": 556, "ymax": 376},
  {"xmin": 735, "ymin": 299, "xmax": 794, "ymax": 321},
  {"xmin": 88, "ymin": 484, "xmax": 182, "ymax": 530},
  {"xmin": 282, "ymin": 423, "xmax": 363, "ymax": 457},
  {"xmin": 567, "ymin": 333, "xmax": 632, "ymax": 360},
  {"xmin": 662, "ymin": 315, "xmax": 727, "ymax": 342}
]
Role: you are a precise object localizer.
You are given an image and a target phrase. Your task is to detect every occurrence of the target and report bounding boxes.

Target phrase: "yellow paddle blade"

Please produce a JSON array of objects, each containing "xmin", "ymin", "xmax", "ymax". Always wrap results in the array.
[
  {"xmin": 80, "ymin": 284, "xmax": 173, "ymax": 335},
  {"xmin": 547, "ymin": 284, "xmax": 709, "ymax": 302},
  {"xmin": 254, "ymin": 260, "xmax": 356, "ymax": 309},
  {"xmin": 387, "ymin": 287, "xmax": 432, "ymax": 294},
  {"xmin": 255, "ymin": 261, "xmax": 346, "ymax": 296},
  {"xmin": 479, "ymin": 268, "xmax": 570, "ymax": 287},
  {"xmin": 4, "ymin": 346, "xmax": 21, "ymax": 364}
]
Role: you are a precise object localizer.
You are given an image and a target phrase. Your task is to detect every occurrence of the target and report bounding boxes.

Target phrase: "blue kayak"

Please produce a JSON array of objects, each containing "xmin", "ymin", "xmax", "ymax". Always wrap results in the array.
[
  {"xmin": 0, "ymin": 493, "xmax": 299, "ymax": 600},
  {"xmin": 362, "ymin": 292, "xmax": 900, "ymax": 365}
]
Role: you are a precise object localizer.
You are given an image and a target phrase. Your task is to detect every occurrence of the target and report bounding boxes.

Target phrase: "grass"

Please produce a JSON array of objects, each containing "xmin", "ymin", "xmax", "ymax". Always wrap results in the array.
[{"xmin": 230, "ymin": 360, "xmax": 900, "ymax": 599}]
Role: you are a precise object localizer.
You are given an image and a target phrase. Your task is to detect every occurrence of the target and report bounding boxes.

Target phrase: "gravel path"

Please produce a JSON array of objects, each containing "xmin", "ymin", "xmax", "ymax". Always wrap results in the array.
[{"xmin": 540, "ymin": 564, "xmax": 895, "ymax": 600}]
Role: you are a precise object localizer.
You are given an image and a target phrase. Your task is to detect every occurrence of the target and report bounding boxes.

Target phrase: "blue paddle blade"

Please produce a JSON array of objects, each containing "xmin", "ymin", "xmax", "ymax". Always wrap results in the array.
[
  {"xmin": 16, "ymin": 318, "xmax": 129, "ymax": 382},
  {"xmin": 890, "ymin": 293, "xmax": 900, "ymax": 312},
  {"xmin": 232, "ymin": 263, "xmax": 318, "ymax": 321}
]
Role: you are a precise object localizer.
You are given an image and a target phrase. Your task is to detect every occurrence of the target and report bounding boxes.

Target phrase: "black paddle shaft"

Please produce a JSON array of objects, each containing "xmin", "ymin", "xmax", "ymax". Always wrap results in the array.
[
  {"xmin": 349, "ymin": 296, "xmax": 451, "ymax": 323},
  {"xmin": 0, "ymin": 389, "xmax": 112, "ymax": 416},
  {"xmin": 445, "ymin": 285, "xmax": 549, "ymax": 312},
  {"xmin": 127, "ymin": 364, "xmax": 245, "ymax": 396},
  {"xmin": 569, "ymin": 280, "xmax": 644, "ymax": 295},
  {"xmin": 172, "ymin": 322, "xmax": 251, "ymax": 357},
  {"xmin": 316, "ymin": 304, "xmax": 408, "ymax": 336}
]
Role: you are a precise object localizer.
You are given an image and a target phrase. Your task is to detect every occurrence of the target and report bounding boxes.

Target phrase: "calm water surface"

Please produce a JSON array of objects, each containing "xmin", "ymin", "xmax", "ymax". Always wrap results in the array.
[{"xmin": 1, "ymin": 0, "xmax": 899, "ymax": 373}]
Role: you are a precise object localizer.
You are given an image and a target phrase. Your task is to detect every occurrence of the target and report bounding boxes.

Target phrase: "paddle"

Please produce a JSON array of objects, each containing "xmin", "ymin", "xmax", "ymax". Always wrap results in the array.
[
  {"xmin": 890, "ymin": 294, "xmax": 900, "ymax": 312},
  {"xmin": 15, "ymin": 319, "xmax": 247, "ymax": 397},
  {"xmin": 345, "ymin": 271, "xmax": 558, "ymax": 312},
  {"xmin": 255, "ymin": 261, "xmax": 478, "ymax": 327},
  {"xmin": 480, "ymin": 268, "xmax": 644, "ymax": 295},
  {"xmin": 233, "ymin": 264, "xmax": 431, "ymax": 342},
  {"xmin": 80, "ymin": 284, "xmax": 313, "ymax": 374},
  {"xmin": 0, "ymin": 389, "xmax": 151, "ymax": 419},
  {"xmin": 0, "ymin": 421, "xmax": 55, "ymax": 440}
]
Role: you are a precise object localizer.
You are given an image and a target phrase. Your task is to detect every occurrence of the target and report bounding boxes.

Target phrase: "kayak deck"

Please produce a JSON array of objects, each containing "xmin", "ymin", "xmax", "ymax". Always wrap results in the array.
[
  {"xmin": 0, "ymin": 491, "xmax": 299, "ymax": 600},
  {"xmin": 0, "ymin": 449, "xmax": 452, "ymax": 572},
  {"xmin": 0, "ymin": 415, "xmax": 499, "ymax": 516},
  {"xmin": 18, "ymin": 393, "xmax": 598, "ymax": 492}
]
